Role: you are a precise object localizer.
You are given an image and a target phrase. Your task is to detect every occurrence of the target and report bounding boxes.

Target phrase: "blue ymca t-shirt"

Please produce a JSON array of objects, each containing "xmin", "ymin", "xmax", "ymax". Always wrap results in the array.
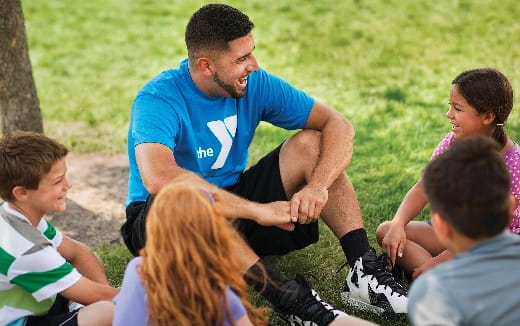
[{"xmin": 126, "ymin": 58, "xmax": 314, "ymax": 204}]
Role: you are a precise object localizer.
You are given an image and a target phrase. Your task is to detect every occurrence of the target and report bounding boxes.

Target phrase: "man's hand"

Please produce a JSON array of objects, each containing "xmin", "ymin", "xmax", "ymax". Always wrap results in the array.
[
  {"xmin": 255, "ymin": 201, "xmax": 296, "ymax": 231},
  {"xmin": 381, "ymin": 222, "xmax": 407, "ymax": 265},
  {"xmin": 290, "ymin": 184, "xmax": 328, "ymax": 224}
]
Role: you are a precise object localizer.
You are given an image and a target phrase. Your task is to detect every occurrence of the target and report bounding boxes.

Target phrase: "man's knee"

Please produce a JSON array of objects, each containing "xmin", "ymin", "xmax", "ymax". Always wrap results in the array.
[
  {"xmin": 293, "ymin": 129, "xmax": 321, "ymax": 149},
  {"xmin": 283, "ymin": 129, "xmax": 322, "ymax": 161},
  {"xmin": 122, "ymin": 199, "xmax": 152, "ymax": 256}
]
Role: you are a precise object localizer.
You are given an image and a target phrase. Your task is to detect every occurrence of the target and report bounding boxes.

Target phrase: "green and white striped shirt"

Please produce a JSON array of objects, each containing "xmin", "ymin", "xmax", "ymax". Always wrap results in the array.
[{"xmin": 0, "ymin": 203, "xmax": 81, "ymax": 325}]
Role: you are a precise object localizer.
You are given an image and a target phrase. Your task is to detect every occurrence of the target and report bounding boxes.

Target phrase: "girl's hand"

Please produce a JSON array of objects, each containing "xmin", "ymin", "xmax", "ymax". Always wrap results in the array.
[
  {"xmin": 381, "ymin": 223, "xmax": 407, "ymax": 265},
  {"xmin": 255, "ymin": 201, "xmax": 295, "ymax": 231}
]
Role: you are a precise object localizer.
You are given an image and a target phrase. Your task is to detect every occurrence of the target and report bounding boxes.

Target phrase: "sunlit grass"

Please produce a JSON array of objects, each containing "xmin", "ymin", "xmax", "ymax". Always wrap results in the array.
[{"xmin": 23, "ymin": 0, "xmax": 520, "ymax": 324}]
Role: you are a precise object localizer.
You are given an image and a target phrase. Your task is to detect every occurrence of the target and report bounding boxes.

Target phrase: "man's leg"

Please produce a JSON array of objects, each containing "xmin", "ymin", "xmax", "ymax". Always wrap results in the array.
[
  {"xmin": 227, "ymin": 140, "xmax": 347, "ymax": 326},
  {"xmin": 279, "ymin": 129, "xmax": 367, "ymax": 262},
  {"xmin": 279, "ymin": 129, "xmax": 408, "ymax": 319},
  {"xmin": 120, "ymin": 196, "xmax": 155, "ymax": 256}
]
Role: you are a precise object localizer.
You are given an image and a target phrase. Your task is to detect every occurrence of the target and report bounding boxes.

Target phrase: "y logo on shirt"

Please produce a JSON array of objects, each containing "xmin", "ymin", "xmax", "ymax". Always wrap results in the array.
[{"xmin": 205, "ymin": 115, "xmax": 237, "ymax": 169}]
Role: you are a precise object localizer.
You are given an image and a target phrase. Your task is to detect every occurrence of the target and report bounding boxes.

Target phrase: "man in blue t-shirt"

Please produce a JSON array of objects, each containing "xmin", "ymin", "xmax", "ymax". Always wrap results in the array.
[{"xmin": 121, "ymin": 4, "xmax": 407, "ymax": 324}]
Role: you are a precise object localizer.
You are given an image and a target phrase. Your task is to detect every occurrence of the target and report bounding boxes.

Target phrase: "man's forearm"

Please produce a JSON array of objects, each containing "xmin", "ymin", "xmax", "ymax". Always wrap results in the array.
[{"xmin": 308, "ymin": 118, "xmax": 354, "ymax": 190}]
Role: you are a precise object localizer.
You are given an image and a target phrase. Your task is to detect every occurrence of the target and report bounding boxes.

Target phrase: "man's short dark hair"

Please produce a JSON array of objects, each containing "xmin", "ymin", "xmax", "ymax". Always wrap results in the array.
[
  {"xmin": 423, "ymin": 135, "xmax": 511, "ymax": 239},
  {"xmin": 185, "ymin": 4, "xmax": 254, "ymax": 60}
]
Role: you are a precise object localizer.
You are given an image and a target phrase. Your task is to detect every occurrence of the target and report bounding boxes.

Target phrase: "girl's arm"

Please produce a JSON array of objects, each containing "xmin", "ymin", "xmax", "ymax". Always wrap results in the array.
[{"xmin": 382, "ymin": 178, "xmax": 429, "ymax": 263}]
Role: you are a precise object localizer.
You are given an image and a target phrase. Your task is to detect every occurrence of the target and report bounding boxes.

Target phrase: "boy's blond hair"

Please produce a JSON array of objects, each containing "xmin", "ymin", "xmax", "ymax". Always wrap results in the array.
[{"xmin": 0, "ymin": 131, "xmax": 68, "ymax": 202}]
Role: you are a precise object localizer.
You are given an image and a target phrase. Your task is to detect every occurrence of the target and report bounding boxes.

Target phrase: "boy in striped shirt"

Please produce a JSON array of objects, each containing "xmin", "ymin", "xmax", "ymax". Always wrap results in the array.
[{"xmin": 0, "ymin": 131, "xmax": 118, "ymax": 326}]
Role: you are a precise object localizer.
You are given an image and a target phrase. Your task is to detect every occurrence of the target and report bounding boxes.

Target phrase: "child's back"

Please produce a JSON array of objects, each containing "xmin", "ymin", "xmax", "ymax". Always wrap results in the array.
[
  {"xmin": 408, "ymin": 232, "xmax": 520, "ymax": 325},
  {"xmin": 408, "ymin": 135, "xmax": 520, "ymax": 325}
]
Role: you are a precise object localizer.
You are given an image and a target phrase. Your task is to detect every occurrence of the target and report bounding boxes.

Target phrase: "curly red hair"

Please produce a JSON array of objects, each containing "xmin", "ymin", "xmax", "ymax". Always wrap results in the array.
[{"xmin": 139, "ymin": 180, "xmax": 268, "ymax": 326}]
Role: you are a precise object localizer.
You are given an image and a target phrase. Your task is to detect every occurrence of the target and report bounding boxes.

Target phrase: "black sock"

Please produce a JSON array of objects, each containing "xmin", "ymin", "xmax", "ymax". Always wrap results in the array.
[
  {"xmin": 244, "ymin": 260, "xmax": 287, "ymax": 306},
  {"xmin": 340, "ymin": 228, "xmax": 371, "ymax": 267}
]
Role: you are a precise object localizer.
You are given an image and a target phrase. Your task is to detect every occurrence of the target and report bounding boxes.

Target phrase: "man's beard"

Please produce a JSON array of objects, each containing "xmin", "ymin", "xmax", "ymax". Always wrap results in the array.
[{"xmin": 213, "ymin": 72, "xmax": 246, "ymax": 98}]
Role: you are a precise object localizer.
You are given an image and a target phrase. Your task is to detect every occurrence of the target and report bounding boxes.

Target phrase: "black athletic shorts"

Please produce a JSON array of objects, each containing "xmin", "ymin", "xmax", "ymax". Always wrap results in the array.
[
  {"xmin": 26, "ymin": 295, "xmax": 79, "ymax": 326},
  {"xmin": 121, "ymin": 144, "xmax": 319, "ymax": 257},
  {"xmin": 224, "ymin": 144, "xmax": 319, "ymax": 256}
]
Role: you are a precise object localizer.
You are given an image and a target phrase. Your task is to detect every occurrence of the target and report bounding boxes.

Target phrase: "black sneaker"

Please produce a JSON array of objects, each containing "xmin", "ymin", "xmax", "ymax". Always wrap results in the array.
[
  {"xmin": 387, "ymin": 258, "xmax": 413, "ymax": 289},
  {"xmin": 341, "ymin": 248, "xmax": 408, "ymax": 319},
  {"xmin": 275, "ymin": 274, "xmax": 347, "ymax": 326}
]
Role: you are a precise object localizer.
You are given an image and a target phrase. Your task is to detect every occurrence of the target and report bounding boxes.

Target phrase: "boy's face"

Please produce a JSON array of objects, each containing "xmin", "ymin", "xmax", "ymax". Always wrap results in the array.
[{"xmin": 26, "ymin": 157, "xmax": 71, "ymax": 214}]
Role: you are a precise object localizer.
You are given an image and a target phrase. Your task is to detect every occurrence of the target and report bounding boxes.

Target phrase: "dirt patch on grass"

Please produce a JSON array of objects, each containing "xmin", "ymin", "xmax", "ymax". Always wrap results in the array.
[{"xmin": 45, "ymin": 152, "xmax": 129, "ymax": 248}]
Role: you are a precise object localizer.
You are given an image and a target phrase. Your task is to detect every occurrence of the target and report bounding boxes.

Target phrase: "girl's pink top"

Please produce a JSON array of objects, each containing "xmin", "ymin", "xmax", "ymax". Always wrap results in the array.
[{"xmin": 431, "ymin": 133, "xmax": 520, "ymax": 233}]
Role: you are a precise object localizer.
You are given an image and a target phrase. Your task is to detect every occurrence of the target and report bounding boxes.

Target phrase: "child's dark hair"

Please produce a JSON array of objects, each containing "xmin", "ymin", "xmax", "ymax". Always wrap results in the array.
[
  {"xmin": 452, "ymin": 68, "xmax": 513, "ymax": 146},
  {"xmin": 185, "ymin": 4, "xmax": 254, "ymax": 61},
  {"xmin": 423, "ymin": 135, "xmax": 511, "ymax": 238},
  {"xmin": 0, "ymin": 131, "xmax": 68, "ymax": 202}
]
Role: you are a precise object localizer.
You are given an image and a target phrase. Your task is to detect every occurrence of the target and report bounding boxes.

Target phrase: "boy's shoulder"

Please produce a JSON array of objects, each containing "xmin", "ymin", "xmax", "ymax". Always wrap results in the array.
[
  {"xmin": 0, "ymin": 203, "xmax": 81, "ymax": 295},
  {"xmin": 0, "ymin": 204, "xmax": 63, "ymax": 262},
  {"xmin": 410, "ymin": 233, "xmax": 520, "ymax": 325},
  {"xmin": 412, "ymin": 232, "xmax": 520, "ymax": 299}
]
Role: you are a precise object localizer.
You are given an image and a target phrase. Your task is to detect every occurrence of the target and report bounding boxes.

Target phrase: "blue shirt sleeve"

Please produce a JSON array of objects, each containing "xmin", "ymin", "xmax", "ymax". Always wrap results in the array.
[
  {"xmin": 131, "ymin": 94, "xmax": 180, "ymax": 150},
  {"xmin": 249, "ymin": 68, "xmax": 314, "ymax": 130},
  {"xmin": 113, "ymin": 257, "xmax": 148, "ymax": 326}
]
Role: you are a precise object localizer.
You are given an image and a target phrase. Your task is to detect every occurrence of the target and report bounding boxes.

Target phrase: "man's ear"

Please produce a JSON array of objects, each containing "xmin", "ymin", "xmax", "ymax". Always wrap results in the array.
[
  {"xmin": 196, "ymin": 57, "xmax": 214, "ymax": 76},
  {"xmin": 431, "ymin": 212, "xmax": 451, "ymax": 243},
  {"xmin": 12, "ymin": 186, "xmax": 29, "ymax": 202}
]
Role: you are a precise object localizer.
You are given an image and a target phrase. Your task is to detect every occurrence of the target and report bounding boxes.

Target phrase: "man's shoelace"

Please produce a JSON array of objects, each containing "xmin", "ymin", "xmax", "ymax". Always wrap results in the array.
[
  {"xmin": 363, "ymin": 253, "xmax": 407, "ymax": 296},
  {"xmin": 293, "ymin": 290, "xmax": 336, "ymax": 324},
  {"xmin": 277, "ymin": 275, "xmax": 337, "ymax": 325}
]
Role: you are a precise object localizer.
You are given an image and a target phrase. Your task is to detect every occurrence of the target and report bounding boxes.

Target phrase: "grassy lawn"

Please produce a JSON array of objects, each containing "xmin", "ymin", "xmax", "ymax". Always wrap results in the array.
[{"xmin": 22, "ymin": 0, "xmax": 520, "ymax": 325}]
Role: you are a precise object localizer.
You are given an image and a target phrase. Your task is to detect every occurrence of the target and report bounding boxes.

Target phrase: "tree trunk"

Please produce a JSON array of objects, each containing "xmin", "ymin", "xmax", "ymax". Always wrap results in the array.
[{"xmin": 0, "ymin": 0, "xmax": 44, "ymax": 134}]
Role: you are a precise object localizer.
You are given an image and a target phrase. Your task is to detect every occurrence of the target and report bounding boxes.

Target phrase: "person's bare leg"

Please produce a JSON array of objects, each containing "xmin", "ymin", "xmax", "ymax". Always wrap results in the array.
[
  {"xmin": 406, "ymin": 222, "xmax": 445, "ymax": 256},
  {"xmin": 331, "ymin": 315, "xmax": 379, "ymax": 326},
  {"xmin": 279, "ymin": 130, "xmax": 362, "ymax": 237},
  {"xmin": 376, "ymin": 221, "xmax": 445, "ymax": 275},
  {"xmin": 77, "ymin": 301, "xmax": 114, "ymax": 326},
  {"xmin": 376, "ymin": 221, "xmax": 432, "ymax": 273},
  {"xmin": 230, "ymin": 228, "xmax": 260, "ymax": 272},
  {"xmin": 280, "ymin": 130, "xmax": 407, "ymax": 317},
  {"xmin": 401, "ymin": 222, "xmax": 445, "ymax": 273}
]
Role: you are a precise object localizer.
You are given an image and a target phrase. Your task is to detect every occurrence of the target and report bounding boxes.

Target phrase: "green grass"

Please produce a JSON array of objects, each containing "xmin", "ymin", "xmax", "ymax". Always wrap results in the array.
[{"xmin": 22, "ymin": 0, "xmax": 520, "ymax": 325}]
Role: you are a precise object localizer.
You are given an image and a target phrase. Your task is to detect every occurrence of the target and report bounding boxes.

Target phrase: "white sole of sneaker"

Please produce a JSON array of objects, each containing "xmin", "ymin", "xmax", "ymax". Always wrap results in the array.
[{"xmin": 340, "ymin": 292, "xmax": 385, "ymax": 316}]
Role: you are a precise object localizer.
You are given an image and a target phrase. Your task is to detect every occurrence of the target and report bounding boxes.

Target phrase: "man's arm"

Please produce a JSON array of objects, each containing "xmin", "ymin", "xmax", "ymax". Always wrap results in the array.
[
  {"xmin": 303, "ymin": 101, "xmax": 354, "ymax": 189},
  {"xmin": 135, "ymin": 143, "xmax": 296, "ymax": 229},
  {"xmin": 288, "ymin": 101, "xmax": 354, "ymax": 221}
]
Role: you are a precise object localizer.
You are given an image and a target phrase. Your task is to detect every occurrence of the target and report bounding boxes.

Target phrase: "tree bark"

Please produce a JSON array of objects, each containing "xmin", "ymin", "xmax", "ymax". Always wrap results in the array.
[{"xmin": 0, "ymin": 0, "xmax": 44, "ymax": 134}]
